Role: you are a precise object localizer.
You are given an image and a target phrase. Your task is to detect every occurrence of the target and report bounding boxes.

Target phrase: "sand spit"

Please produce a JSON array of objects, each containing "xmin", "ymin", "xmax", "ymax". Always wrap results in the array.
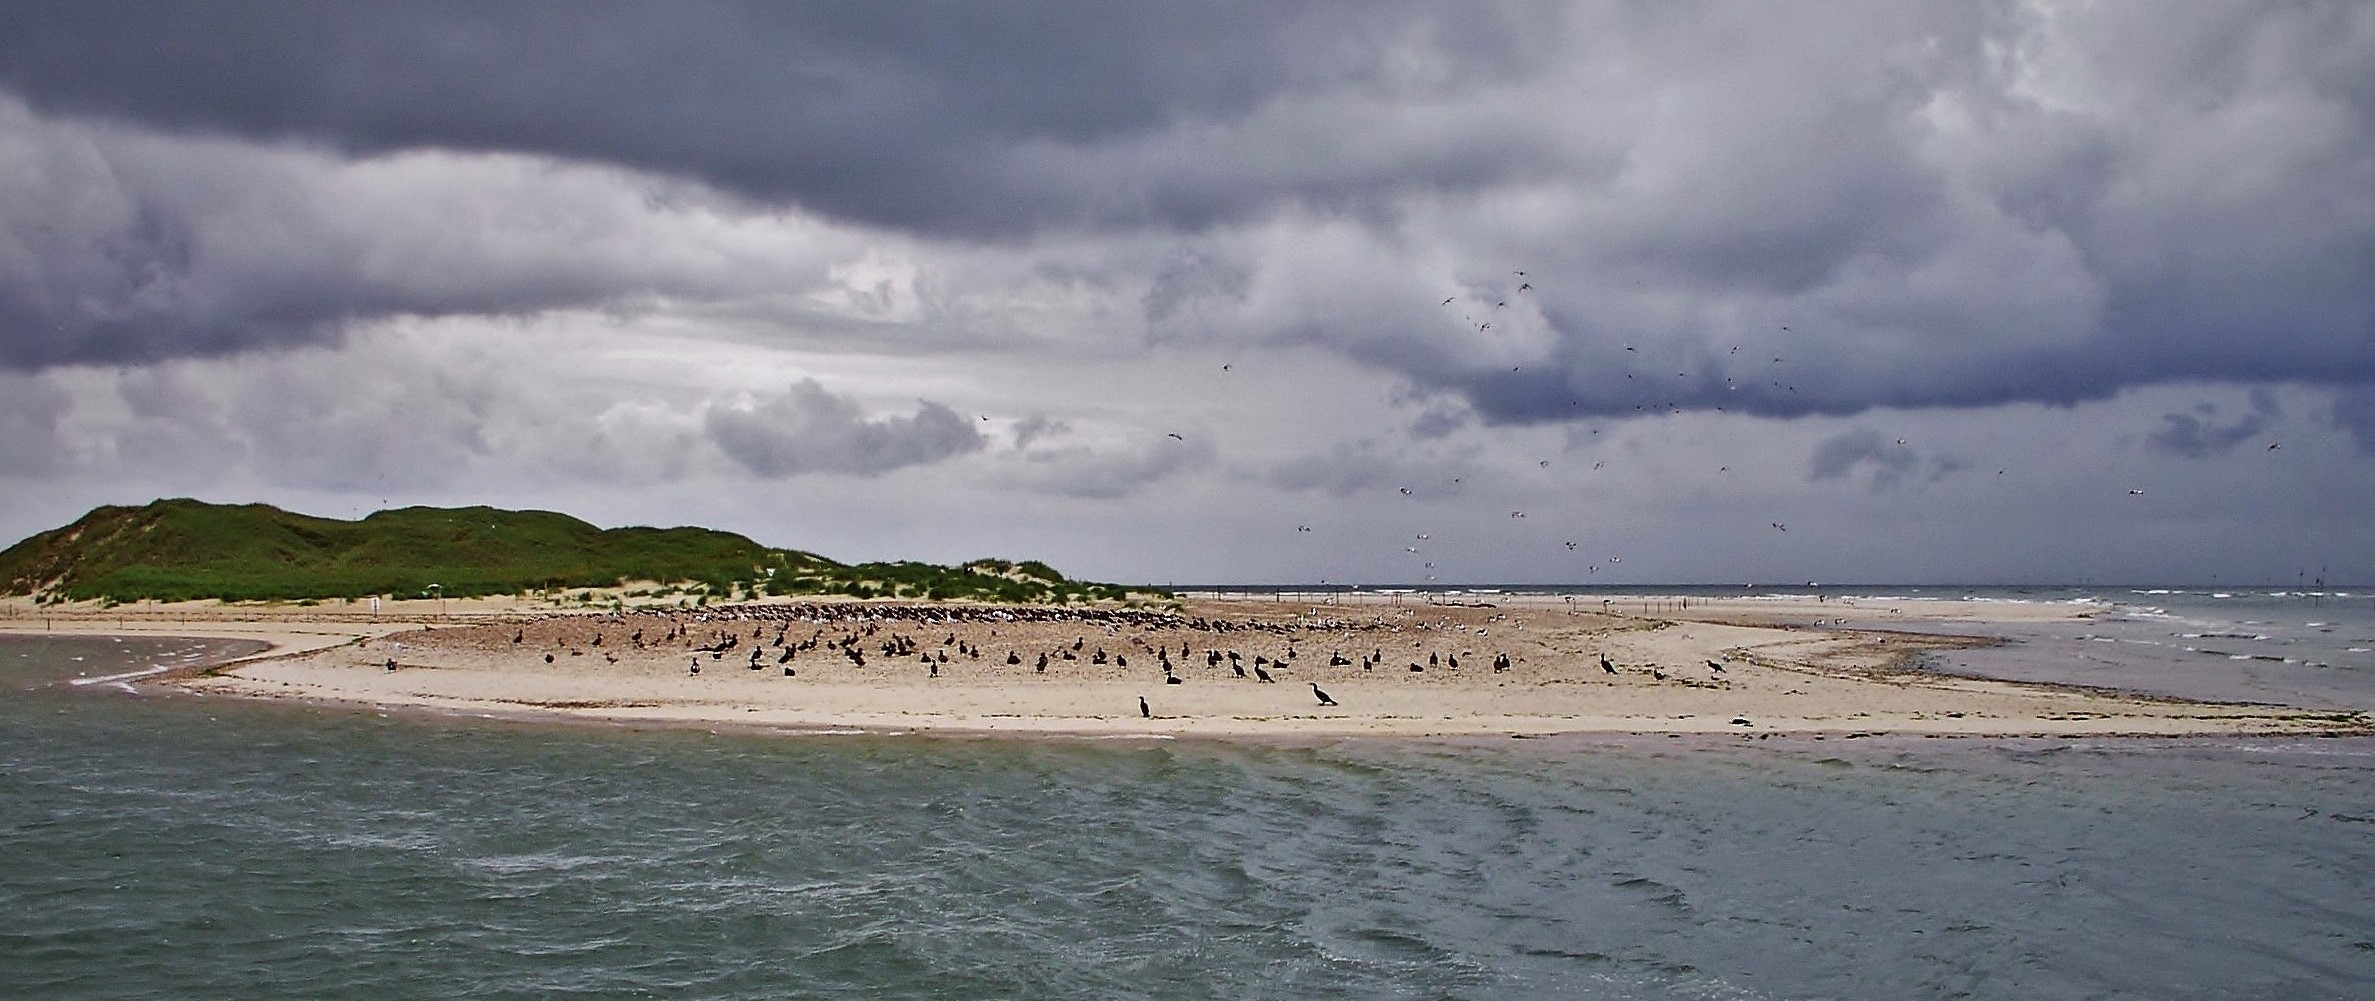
[{"xmin": 79, "ymin": 594, "xmax": 2366, "ymax": 739}]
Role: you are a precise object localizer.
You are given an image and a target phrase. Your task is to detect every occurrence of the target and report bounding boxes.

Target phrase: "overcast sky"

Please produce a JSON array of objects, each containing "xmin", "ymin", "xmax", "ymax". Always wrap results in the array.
[{"xmin": 2, "ymin": 1, "xmax": 2371, "ymax": 586}]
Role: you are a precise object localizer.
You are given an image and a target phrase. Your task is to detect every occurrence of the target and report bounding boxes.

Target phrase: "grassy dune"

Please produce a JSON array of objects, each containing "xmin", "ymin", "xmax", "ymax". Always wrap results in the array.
[{"xmin": 0, "ymin": 499, "xmax": 1158, "ymax": 605}]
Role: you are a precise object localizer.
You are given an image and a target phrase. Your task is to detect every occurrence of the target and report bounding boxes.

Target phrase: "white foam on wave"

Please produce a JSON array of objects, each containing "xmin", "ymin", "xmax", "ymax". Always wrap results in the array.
[{"xmin": 68, "ymin": 665, "xmax": 173, "ymax": 687}]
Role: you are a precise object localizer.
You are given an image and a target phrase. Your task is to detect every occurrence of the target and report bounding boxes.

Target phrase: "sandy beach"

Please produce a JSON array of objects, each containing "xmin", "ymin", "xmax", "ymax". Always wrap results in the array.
[{"xmin": 15, "ymin": 592, "xmax": 2361, "ymax": 739}]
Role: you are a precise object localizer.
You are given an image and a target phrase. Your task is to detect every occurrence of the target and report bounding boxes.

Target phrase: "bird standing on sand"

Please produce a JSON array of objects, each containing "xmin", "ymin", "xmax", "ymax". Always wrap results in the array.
[
  {"xmin": 1706, "ymin": 659, "xmax": 1727, "ymax": 674},
  {"xmin": 1599, "ymin": 653, "xmax": 1616, "ymax": 675},
  {"xmin": 1312, "ymin": 682, "xmax": 1338, "ymax": 706},
  {"xmin": 1139, "ymin": 696, "xmax": 1151, "ymax": 719}
]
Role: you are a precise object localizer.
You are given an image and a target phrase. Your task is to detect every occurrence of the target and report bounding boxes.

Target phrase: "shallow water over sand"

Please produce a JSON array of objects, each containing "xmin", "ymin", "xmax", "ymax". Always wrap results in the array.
[{"xmin": 5, "ymin": 631, "xmax": 2373, "ymax": 999}]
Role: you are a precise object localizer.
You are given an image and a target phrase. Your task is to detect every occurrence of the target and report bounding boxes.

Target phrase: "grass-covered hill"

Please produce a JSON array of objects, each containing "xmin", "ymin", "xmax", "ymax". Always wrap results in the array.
[{"xmin": 0, "ymin": 499, "xmax": 1161, "ymax": 606}]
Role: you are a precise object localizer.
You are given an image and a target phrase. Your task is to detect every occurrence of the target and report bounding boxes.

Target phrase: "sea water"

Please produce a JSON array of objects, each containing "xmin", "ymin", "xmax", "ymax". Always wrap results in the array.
[{"xmin": 3, "ymin": 599, "xmax": 2372, "ymax": 999}]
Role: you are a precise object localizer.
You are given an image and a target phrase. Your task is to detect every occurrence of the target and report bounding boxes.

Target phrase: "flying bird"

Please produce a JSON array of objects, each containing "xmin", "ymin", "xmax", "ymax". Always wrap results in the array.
[
  {"xmin": 1166, "ymin": 433, "xmax": 1184, "ymax": 441},
  {"xmin": 2128, "ymin": 489, "xmax": 2146, "ymax": 495}
]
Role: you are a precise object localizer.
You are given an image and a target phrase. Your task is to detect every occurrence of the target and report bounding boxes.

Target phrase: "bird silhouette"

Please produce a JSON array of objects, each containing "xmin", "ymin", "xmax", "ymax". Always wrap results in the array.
[
  {"xmin": 1254, "ymin": 665, "xmax": 1274, "ymax": 683},
  {"xmin": 1311, "ymin": 683, "xmax": 1338, "ymax": 706},
  {"xmin": 1139, "ymin": 696, "xmax": 1150, "ymax": 718}
]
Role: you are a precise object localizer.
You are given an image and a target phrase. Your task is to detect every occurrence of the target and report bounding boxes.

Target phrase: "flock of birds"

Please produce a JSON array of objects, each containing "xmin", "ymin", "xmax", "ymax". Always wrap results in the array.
[{"xmin": 438, "ymin": 603, "xmax": 1748, "ymax": 721}]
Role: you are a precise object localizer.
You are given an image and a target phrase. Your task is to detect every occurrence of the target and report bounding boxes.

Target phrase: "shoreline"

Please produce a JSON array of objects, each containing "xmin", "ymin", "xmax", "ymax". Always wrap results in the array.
[{"xmin": 13, "ymin": 593, "xmax": 2353, "ymax": 740}]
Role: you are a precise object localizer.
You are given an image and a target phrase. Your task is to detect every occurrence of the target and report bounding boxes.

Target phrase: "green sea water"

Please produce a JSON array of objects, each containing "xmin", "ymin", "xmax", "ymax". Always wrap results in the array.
[{"xmin": 4, "ymin": 633, "xmax": 2372, "ymax": 999}]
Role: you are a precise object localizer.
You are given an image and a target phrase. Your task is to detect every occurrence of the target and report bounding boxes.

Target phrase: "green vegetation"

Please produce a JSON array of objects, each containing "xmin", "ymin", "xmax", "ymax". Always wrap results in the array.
[{"xmin": 0, "ymin": 499, "xmax": 1167, "ymax": 606}]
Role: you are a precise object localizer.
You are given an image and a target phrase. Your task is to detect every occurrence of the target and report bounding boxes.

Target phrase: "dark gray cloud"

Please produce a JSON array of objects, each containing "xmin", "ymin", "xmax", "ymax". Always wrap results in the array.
[
  {"xmin": 1266, "ymin": 439, "xmax": 1478, "ymax": 497},
  {"xmin": 1808, "ymin": 430, "xmax": 1957, "ymax": 491},
  {"xmin": 2335, "ymin": 385, "xmax": 2375, "ymax": 454},
  {"xmin": 2146, "ymin": 391, "xmax": 2284, "ymax": 457},
  {"xmin": 113, "ymin": 369, "xmax": 246, "ymax": 473},
  {"xmin": 1125, "ymin": 2, "xmax": 2375, "ymax": 423},
  {"xmin": 0, "ymin": 1, "xmax": 1545, "ymax": 236},
  {"xmin": 0, "ymin": 0, "xmax": 2366, "ymax": 437},
  {"xmin": 706, "ymin": 379, "xmax": 983, "ymax": 477},
  {"xmin": 0, "ymin": 96, "xmax": 827, "ymax": 369},
  {"xmin": 1002, "ymin": 434, "xmax": 1215, "ymax": 499},
  {"xmin": 1009, "ymin": 415, "xmax": 1069, "ymax": 450},
  {"xmin": 0, "ymin": 372, "xmax": 68, "ymax": 474}
]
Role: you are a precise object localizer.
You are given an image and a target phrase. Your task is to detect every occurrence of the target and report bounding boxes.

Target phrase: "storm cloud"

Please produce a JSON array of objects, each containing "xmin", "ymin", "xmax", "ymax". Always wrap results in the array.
[
  {"xmin": 705, "ymin": 379, "xmax": 983, "ymax": 477},
  {"xmin": 0, "ymin": 1, "xmax": 2368, "ymax": 422},
  {"xmin": 1, "ymin": 1, "xmax": 2371, "ymax": 583}
]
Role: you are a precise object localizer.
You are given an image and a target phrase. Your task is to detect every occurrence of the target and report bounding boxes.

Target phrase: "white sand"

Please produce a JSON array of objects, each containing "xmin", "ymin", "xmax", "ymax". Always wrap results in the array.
[{"xmin": 73, "ymin": 594, "xmax": 2362, "ymax": 739}]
